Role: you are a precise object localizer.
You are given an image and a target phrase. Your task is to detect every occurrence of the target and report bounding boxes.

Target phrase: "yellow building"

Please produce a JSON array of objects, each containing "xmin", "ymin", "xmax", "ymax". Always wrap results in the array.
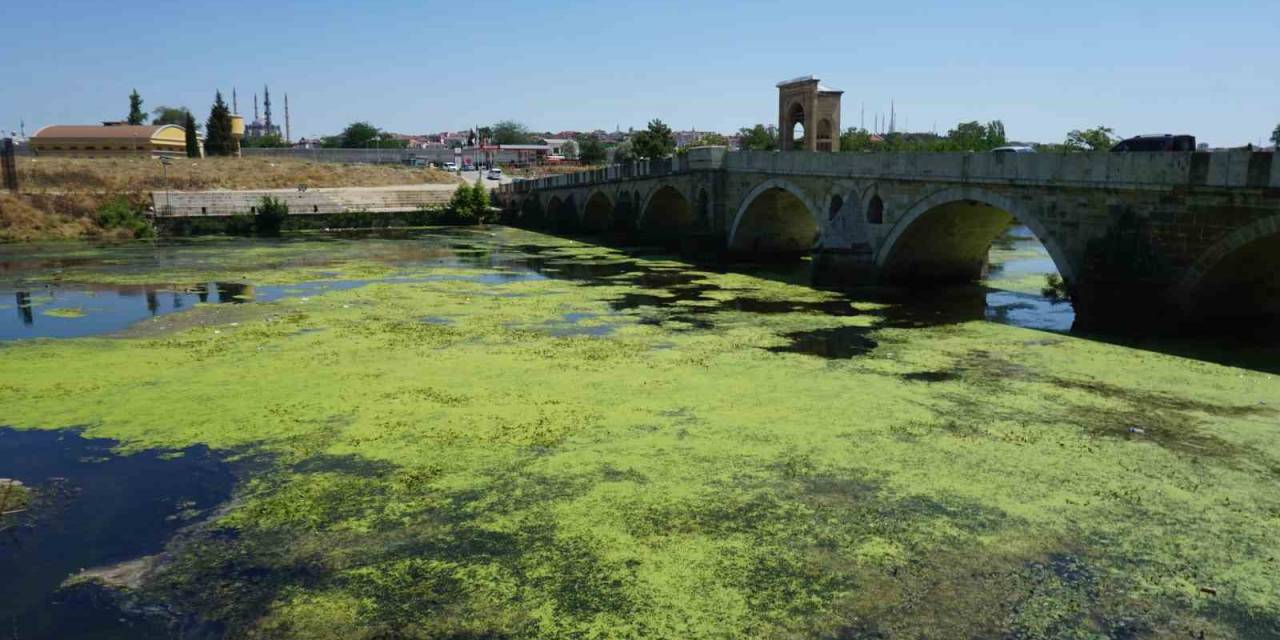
[{"xmin": 30, "ymin": 123, "xmax": 188, "ymax": 158}]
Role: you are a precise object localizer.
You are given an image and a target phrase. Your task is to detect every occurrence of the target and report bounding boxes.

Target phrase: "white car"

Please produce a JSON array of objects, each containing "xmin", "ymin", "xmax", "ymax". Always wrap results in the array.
[
  {"xmin": 486, "ymin": 168, "xmax": 503, "ymax": 180},
  {"xmin": 991, "ymin": 145, "xmax": 1036, "ymax": 154},
  {"xmin": 442, "ymin": 161, "xmax": 458, "ymax": 171}
]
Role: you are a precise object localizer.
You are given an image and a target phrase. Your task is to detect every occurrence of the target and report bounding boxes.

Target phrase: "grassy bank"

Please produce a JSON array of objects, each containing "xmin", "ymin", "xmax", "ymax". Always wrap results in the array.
[{"xmin": 1, "ymin": 157, "xmax": 462, "ymax": 242}]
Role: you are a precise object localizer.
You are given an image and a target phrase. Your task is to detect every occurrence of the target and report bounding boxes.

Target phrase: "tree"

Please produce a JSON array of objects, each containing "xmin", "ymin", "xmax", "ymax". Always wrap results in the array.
[
  {"xmin": 612, "ymin": 139, "xmax": 637, "ymax": 164},
  {"xmin": 576, "ymin": 135, "xmax": 607, "ymax": 165},
  {"xmin": 840, "ymin": 127, "xmax": 876, "ymax": 152},
  {"xmin": 183, "ymin": 111, "xmax": 200, "ymax": 158},
  {"xmin": 560, "ymin": 139, "xmax": 579, "ymax": 159},
  {"xmin": 1064, "ymin": 126, "xmax": 1115, "ymax": 151},
  {"xmin": 737, "ymin": 125, "xmax": 778, "ymax": 151},
  {"xmin": 984, "ymin": 120, "xmax": 1007, "ymax": 149},
  {"xmin": 447, "ymin": 178, "xmax": 490, "ymax": 222},
  {"xmin": 152, "ymin": 106, "xmax": 190, "ymax": 126},
  {"xmin": 947, "ymin": 121, "xmax": 988, "ymax": 151},
  {"xmin": 689, "ymin": 132, "xmax": 728, "ymax": 147},
  {"xmin": 337, "ymin": 122, "xmax": 381, "ymax": 148},
  {"xmin": 1271, "ymin": 124, "xmax": 1280, "ymax": 148},
  {"xmin": 204, "ymin": 91, "xmax": 236, "ymax": 157},
  {"xmin": 491, "ymin": 121, "xmax": 533, "ymax": 145},
  {"xmin": 128, "ymin": 89, "xmax": 145, "ymax": 125},
  {"xmin": 631, "ymin": 119, "xmax": 676, "ymax": 159}
]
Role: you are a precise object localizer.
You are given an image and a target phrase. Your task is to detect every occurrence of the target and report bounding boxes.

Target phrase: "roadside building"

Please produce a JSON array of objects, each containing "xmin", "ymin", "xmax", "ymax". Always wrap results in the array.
[
  {"xmin": 541, "ymin": 138, "xmax": 573, "ymax": 156},
  {"xmin": 499, "ymin": 143, "xmax": 552, "ymax": 165},
  {"xmin": 29, "ymin": 123, "xmax": 188, "ymax": 158}
]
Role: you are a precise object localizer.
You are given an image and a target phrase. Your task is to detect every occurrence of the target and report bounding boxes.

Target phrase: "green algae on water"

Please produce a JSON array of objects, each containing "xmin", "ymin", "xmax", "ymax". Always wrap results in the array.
[
  {"xmin": 40, "ymin": 307, "xmax": 87, "ymax": 319},
  {"xmin": 1, "ymin": 230, "xmax": 1278, "ymax": 639}
]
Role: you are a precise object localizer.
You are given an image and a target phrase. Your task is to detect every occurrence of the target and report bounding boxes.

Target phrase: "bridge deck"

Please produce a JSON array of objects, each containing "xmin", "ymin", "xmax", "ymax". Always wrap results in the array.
[{"xmin": 503, "ymin": 149, "xmax": 1279, "ymax": 195}]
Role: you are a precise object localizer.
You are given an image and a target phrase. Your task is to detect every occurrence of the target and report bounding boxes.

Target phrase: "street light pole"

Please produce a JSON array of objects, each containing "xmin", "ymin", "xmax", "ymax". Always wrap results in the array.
[{"xmin": 159, "ymin": 156, "xmax": 172, "ymax": 215}]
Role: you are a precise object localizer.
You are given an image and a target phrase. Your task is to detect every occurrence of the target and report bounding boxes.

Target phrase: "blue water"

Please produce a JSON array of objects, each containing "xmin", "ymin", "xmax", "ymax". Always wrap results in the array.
[{"xmin": 1, "ymin": 280, "xmax": 371, "ymax": 340}]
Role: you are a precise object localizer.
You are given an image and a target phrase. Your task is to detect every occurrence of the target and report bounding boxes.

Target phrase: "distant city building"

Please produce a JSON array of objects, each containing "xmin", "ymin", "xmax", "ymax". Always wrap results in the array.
[
  {"xmin": 243, "ymin": 85, "xmax": 283, "ymax": 140},
  {"xmin": 29, "ymin": 123, "xmax": 188, "ymax": 157},
  {"xmin": 673, "ymin": 129, "xmax": 725, "ymax": 148}
]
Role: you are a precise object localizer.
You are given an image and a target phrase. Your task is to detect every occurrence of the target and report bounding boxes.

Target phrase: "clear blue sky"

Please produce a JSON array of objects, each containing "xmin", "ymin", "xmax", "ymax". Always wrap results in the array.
[{"xmin": 3, "ymin": 0, "xmax": 1276, "ymax": 146}]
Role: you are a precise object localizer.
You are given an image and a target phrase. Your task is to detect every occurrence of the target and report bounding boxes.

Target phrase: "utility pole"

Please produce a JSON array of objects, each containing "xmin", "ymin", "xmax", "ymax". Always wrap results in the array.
[
  {"xmin": 2, "ymin": 138, "xmax": 18, "ymax": 193},
  {"xmin": 158, "ymin": 156, "xmax": 172, "ymax": 215}
]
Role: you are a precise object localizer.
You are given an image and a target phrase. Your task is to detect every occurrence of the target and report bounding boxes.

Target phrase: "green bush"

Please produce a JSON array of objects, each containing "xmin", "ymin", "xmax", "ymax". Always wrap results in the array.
[
  {"xmin": 96, "ymin": 197, "xmax": 154, "ymax": 238},
  {"xmin": 445, "ymin": 179, "xmax": 490, "ymax": 224},
  {"xmin": 254, "ymin": 196, "xmax": 289, "ymax": 236}
]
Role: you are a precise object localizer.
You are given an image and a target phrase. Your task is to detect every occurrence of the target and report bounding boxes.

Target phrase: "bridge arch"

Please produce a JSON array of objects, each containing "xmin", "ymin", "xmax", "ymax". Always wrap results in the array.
[
  {"xmin": 519, "ymin": 197, "xmax": 545, "ymax": 226},
  {"xmin": 582, "ymin": 190, "xmax": 614, "ymax": 232},
  {"xmin": 549, "ymin": 194, "xmax": 579, "ymax": 232},
  {"xmin": 639, "ymin": 185, "xmax": 694, "ymax": 232},
  {"xmin": 782, "ymin": 101, "xmax": 807, "ymax": 150},
  {"xmin": 1174, "ymin": 214, "xmax": 1280, "ymax": 321},
  {"xmin": 728, "ymin": 178, "xmax": 821, "ymax": 254},
  {"xmin": 876, "ymin": 186, "xmax": 1076, "ymax": 286},
  {"xmin": 544, "ymin": 195, "xmax": 564, "ymax": 230}
]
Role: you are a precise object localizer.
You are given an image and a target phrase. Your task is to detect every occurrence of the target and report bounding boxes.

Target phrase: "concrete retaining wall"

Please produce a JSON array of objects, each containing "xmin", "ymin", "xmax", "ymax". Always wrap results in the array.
[{"xmin": 152, "ymin": 187, "xmax": 453, "ymax": 217}]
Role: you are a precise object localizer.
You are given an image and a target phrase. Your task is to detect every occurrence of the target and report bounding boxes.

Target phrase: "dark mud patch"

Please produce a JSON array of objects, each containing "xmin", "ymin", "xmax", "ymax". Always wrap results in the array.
[
  {"xmin": 768, "ymin": 326, "xmax": 879, "ymax": 359},
  {"xmin": 0, "ymin": 427, "xmax": 236, "ymax": 639},
  {"xmin": 900, "ymin": 370, "xmax": 960, "ymax": 383}
]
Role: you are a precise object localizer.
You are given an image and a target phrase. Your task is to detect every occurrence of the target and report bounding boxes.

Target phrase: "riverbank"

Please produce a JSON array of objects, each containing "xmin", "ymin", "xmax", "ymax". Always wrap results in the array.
[
  {"xmin": 1, "ymin": 229, "xmax": 1277, "ymax": 638},
  {"xmin": 1, "ymin": 157, "xmax": 462, "ymax": 241}
]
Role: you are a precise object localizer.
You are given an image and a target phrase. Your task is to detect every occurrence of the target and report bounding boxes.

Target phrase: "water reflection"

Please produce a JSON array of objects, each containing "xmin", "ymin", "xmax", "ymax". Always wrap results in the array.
[{"xmin": 15, "ymin": 290, "xmax": 33, "ymax": 326}]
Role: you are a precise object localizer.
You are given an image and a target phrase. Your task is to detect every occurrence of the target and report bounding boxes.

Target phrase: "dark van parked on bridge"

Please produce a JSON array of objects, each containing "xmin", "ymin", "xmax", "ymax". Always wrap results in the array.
[{"xmin": 1110, "ymin": 134, "xmax": 1196, "ymax": 152}]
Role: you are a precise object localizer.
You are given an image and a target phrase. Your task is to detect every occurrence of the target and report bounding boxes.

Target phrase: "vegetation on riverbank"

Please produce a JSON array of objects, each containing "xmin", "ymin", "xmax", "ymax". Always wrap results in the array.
[
  {"xmin": 1, "ymin": 157, "xmax": 462, "ymax": 241},
  {"xmin": 1, "ymin": 230, "xmax": 1277, "ymax": 638}
]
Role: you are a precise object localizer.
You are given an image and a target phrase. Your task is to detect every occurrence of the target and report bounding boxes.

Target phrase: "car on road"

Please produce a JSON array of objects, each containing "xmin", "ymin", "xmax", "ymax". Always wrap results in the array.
[
  {"xmin": 1110, "ymin": 134, "xmax": 1196, "ymax": 152},
  {"xmin": 991, "ymin": 145, "xmax": 1036, "ymax": 154},
  {"xmin": 486, "ymin": 168, "xmax": 503, "ymax": 180},
  {"xmin": 442, "ymin": 161, "xmax": 458, "ymax": 171}
]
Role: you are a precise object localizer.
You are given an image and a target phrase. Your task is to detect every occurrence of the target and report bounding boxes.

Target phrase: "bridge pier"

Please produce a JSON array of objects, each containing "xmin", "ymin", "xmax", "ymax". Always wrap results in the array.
[{"xmin": 811, "ymin": 247, "xmax": 877, "ymax": 287}]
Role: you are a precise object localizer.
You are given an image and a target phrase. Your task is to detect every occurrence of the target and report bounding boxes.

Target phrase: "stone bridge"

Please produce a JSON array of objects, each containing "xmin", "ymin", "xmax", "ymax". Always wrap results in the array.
[{"xmin": 498, "ymin": 147, "xmax": 1280, "ymax": 330}]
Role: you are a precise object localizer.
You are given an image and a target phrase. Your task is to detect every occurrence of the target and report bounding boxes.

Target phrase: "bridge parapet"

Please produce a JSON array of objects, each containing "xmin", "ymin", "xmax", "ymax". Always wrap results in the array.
[{"xmin": 503, "ymin": 150, "xmax": 1277, "ymax": 198}]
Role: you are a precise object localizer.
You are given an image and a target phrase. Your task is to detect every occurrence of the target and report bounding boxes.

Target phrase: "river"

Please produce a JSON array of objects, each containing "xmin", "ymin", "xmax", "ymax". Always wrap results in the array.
[{"xmin": 1, "ymin": 227, "xmax": 1277, "ymax": 639}]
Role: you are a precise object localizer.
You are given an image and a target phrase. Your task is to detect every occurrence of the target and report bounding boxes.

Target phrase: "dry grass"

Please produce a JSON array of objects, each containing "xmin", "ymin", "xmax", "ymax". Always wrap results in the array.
[
  {"xmin": 3, "ymin": 157, "xmax": 462, "ymax": 241},
  {"xmin": 0, "ymin": 193, "xmax": 105, "ymax": 241},
  {"xmin": 16, "ymin": 156, "xmax": 461, "ymax": 193}
]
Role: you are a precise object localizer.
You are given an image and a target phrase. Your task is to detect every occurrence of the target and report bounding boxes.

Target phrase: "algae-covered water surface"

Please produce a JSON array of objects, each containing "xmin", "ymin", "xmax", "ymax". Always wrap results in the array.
[{"xmin": 1, "ymin": 227, "xmax": 1278, "ymax": 639}]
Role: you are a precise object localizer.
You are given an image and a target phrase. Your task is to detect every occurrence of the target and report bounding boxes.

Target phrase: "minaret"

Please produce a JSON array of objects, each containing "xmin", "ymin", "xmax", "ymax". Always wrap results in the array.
[
  {"xmin": 253, "ymin": 94, "xmax": 259, "ymax": 122},
  {"xmin": 284, "ymin": 94, "xmax": 291, "ymax": 143},
  {"xmin": 233, "ymin": 88, "xmax": 238, "ymax": 114},
  {"xmin": 263, "ymin": 85, "xmax": 273, "ymax": 129}
]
